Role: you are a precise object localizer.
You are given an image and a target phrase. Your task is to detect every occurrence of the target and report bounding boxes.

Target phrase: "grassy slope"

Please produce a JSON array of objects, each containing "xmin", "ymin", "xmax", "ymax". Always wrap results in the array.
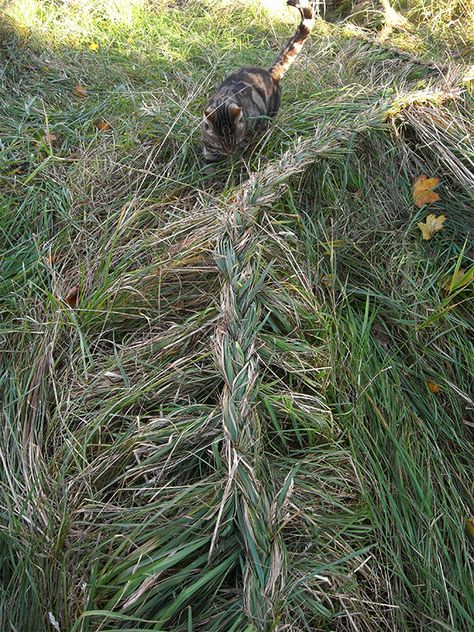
[{"xmin": 1, "ymin": 1, "xmax": 473, "ymax": 630}]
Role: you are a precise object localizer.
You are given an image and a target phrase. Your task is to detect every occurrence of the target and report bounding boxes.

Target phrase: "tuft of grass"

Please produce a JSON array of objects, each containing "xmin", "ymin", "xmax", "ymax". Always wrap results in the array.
[{"xmin": 1, "ymin": 1, "xmax": 473, "ymax": 631}]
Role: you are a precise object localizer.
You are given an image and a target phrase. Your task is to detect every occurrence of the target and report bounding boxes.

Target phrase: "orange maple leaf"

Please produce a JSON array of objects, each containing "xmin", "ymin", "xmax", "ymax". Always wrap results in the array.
[
  {"xmin": 96, "ymin": 119, "xmax": 111, "ymax": 131},
  {"xmin": 413, "ymin": 175, "xmax": 440, "ymax": 207}
]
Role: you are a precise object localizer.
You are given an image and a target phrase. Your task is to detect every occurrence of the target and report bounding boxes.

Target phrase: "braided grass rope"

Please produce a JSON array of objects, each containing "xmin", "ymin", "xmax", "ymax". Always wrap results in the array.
[{"xmin": 212, "ymin": 127, "xmax": 358, "ymax": 629}]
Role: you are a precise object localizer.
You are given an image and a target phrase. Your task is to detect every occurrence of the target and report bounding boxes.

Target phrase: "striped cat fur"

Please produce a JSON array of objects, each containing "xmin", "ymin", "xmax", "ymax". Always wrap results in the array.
[{"xmin": 201, "ymin": 0, "xmax": 315, "ymax": 163}]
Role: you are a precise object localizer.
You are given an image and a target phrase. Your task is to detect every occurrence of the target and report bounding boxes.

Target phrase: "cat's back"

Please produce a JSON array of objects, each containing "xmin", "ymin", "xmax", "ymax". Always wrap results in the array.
[
  {"xmin": 219, "ymin": 66, "xmax": 279, "ymax": 96},
  {"xmin": 217, "ymin": 66, "xmax": 281, "ymax": 118}
]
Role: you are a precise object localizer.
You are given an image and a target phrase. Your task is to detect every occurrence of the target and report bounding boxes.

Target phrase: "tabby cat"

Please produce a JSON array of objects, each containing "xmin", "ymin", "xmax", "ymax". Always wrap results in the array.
[{"xmin": 201, "ymin": 0, "xmax": 315, "ymax": 163}]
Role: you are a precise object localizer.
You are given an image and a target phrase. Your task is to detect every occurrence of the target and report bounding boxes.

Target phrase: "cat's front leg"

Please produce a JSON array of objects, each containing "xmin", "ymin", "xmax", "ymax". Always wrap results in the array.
[{"xmin": 203, "ymin": 145, "xmax": 223, "ymax": 165}]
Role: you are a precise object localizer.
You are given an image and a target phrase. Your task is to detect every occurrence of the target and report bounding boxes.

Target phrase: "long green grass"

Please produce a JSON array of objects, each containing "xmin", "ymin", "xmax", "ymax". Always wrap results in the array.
[{"xmin": 1, "ymin": 1, "xmax": 473, "ymax": 630}]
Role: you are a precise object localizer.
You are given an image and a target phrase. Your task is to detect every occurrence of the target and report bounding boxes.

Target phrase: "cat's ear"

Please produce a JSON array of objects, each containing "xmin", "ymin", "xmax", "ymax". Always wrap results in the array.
[
  {"xmin": 228, "ymin": 103, "xmax": 243, "ymax": 122},
  {"xmin": 204, "ymin": 108, "xmax": 216, "ymax": 124}
]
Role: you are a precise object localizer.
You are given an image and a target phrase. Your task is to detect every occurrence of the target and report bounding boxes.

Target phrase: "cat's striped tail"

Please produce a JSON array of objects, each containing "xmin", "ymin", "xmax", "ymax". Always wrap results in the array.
[{"xmin": 269, "ymin": 0, "xmax": 315, "ymax": 81}]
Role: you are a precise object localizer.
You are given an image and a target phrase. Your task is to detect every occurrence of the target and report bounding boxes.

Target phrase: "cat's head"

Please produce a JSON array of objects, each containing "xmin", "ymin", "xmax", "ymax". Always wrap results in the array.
[{"xmin": 201, "ymin": 101, "xmax": 245, "ymax": 156}]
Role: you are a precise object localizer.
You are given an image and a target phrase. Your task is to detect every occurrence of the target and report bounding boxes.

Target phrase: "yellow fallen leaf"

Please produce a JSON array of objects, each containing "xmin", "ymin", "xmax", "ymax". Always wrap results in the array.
[
  {"xmin": 427, "ymin": 380, "xmax": 440, "ymax": 394},
  {"xmin": 413, "ymin": 175, "xmax": 440, "ymax": 207},
  {"xmin": 72, "ymin": 84, "xmax": 88, "ymax": 98},
  {"xmin": 418, "ymin": 213, "xmax": 446, "ymax": 240},
  {"xmin": 88, "ymin": 42, "xmax": 99, "ymax": 51}
]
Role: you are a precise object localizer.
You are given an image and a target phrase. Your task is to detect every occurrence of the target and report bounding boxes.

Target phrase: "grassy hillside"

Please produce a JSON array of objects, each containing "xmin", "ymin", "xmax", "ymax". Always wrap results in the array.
[{"xmin": 1, "ymin": 1, "xmax": 473, "ymax": 630}]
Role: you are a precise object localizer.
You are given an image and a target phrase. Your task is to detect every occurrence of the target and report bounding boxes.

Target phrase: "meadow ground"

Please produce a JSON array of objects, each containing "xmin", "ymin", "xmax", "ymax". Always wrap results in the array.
[{"xmin": 1, "ymin": 0, "xmax": 473, "ymax": 630}]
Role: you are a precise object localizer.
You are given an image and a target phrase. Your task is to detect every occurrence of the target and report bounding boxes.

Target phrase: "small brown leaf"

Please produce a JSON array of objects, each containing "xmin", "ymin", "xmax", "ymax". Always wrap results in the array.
[
  {"xmin": 43, "ymin": 132, "xmax": 57, "ymax": 143},
  {"xmin": 39, "ymin": 132, "xmax": 60, "ymax": 150},
  {"xmin": 64, "ymin": 285, "xmax": 80, "ymax": 308},
  {"xmin": 417, "ymin": 213, "xmax": 446, "ymax": 240},
  {"xmin": 427, "ymin": 380, "xmax": 440, "ymax": 394},
  {"xmin": 72, "ymin": 84, "xmax": 88, "ymax": 98},
  {"xmin": 8, "ymin": 161, "xmax": 30, "ymax": 175},
  {"xmin": 96, "ymin": 119, "xmax": 111, "ymax": 131},
  {"xmin": 413, "ymin": 175, "xmax": 440, "ymax": 207},
  {"xmin": 321, "ymin": 273, "xmax": 335, "ymax": 288},
  {"xmin": 466, "ymin": 517, "xmax": 474, "ymax": 540}
]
